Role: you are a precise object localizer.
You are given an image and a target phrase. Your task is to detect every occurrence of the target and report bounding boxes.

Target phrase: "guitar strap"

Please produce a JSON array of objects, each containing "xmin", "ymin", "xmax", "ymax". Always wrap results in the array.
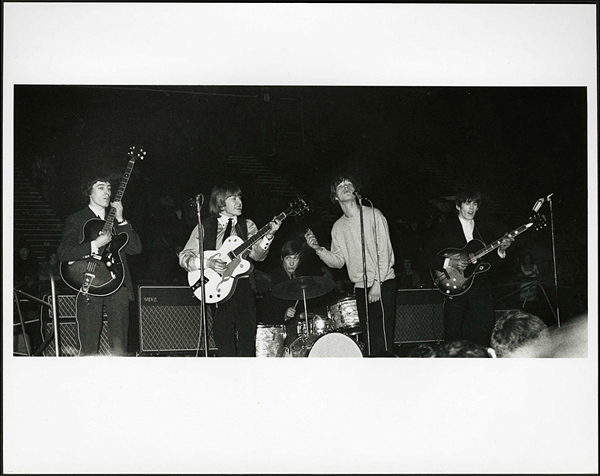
[{"xmin": 474, "ymin": 225, "xmax": 485, "ymax": 244}]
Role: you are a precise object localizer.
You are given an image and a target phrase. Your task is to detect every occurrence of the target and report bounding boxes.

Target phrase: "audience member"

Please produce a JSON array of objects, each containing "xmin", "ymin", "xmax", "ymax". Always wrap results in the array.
[
  {"xmin": 519, "ymin": 253, "xmax": 540, "ymax": 303},
  {"xmin": 434, "ymin": 339, "xmax": 494, "ymax": 358},
  {"xmin": 408, "ymin": 343, "xmax": 436, "ymax": 358},
  {"xmin": 398, "ymin": 255, "xmax": 422, "ymax": 289},
  {"xmin": 491, "ymin": 309, "xmax": 548, "ymax": 358}
]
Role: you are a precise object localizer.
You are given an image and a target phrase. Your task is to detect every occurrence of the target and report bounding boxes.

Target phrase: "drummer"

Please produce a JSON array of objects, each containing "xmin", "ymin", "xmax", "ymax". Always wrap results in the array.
[{"xmin": 261, "ymin": 240, "xmax": 308, "ymax": 345}]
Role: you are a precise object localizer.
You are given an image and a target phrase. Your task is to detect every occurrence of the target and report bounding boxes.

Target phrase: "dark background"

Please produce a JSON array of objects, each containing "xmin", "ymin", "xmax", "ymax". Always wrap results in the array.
[{"xmin": 13, "ymin": 85, "xmax": 588, "ymax": 322}]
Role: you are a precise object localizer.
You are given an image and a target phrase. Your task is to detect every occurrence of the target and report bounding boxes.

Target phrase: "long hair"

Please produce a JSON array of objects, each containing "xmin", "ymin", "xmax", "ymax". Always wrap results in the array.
[
  {"xmin": 454, "ymin": 190, "xmax": 482, "ymax": 208},
  {"xmin": 209, "ymin": 181, "xmax": 242, "ymax": 216},
  {"xmin": 329, "ymin": 173, "xmax": 360, "ymax": 203}
]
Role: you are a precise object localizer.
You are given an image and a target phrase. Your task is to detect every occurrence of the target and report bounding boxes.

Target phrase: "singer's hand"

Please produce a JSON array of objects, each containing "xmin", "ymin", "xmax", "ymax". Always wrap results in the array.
[
  {"xmin": 368, "ymin": 281, "xmax": 381, "ymax": 303},
  {"xmin": 305, "ymin": 229, "xmax": 321, "ymax": 250}
]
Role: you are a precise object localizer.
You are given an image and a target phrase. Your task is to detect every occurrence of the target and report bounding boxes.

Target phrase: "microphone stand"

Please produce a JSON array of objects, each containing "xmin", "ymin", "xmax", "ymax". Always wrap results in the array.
[
  {"xmin": 356, "ymin": 192, "xmax": 371, "ymax": 356},
  {"xmin": 194, "ymin": 194, "xmax": 209, "ymax": 357},
  {"xmin": 547, "ymin": 193, "xmax": 561, "ymax": 328}
]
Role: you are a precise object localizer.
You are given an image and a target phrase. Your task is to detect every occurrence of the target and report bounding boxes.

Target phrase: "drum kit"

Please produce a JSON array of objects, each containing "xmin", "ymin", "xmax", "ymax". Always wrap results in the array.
[{"xmin": 255, "ymin": 275, "xmax": 364, "ymax": 358}]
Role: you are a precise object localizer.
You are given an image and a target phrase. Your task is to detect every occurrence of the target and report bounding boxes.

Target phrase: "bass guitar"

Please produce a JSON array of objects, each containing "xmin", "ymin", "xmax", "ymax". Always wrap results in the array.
[
  {"xmin": 60, "ymin": 146, "xmax": 145, "ymax": 296},
  {"xmin": 430, "ymin": 212, "xmax": 546, "ymax": 297},
  {"xmin": 188, "ymin": 198, "xmax": 310, "ymax": 304}
]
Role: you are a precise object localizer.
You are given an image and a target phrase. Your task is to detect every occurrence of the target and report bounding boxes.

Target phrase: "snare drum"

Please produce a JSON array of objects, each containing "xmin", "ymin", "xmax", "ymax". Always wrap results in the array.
[
  {"xmin": 255, "ymin": 325, "xmax": 286, "ymax": 357},
  {"xmin": 327, "ymin": 296, "xmax": 362, "ymax": 335},
  {"xmin": 283, "ymin": 332, "xmax": 363, "ymax": 358}
]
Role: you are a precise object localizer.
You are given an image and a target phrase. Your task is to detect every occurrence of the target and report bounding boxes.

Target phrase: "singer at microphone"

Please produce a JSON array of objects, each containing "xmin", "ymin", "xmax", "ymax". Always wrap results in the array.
[{"xmin": 304, "ymin": 173, "xmax": 397, "ymax": 357}]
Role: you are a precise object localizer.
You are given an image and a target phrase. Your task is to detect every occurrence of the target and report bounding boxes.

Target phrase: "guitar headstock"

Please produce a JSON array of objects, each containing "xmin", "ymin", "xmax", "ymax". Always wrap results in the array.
[
  {"xmin": 529, "ymin": 212, "xmax": 547, "ymax": 231},
  {"xmin": 128, "ymin": 146, "xmax": 147, "ymax": 162},
  {"xmin": 286, "ymin": 198, "xmax": 310, "ymax": 217}
]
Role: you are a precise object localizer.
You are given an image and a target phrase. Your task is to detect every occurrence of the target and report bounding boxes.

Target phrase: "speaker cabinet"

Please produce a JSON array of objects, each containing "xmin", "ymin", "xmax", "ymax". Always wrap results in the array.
[
  {"xmin": 395, "ymin": 289, "xmax": 444, "ymax": 343},
  {"xmin": 138, "ymin": 286, "xmax": 216, "ymax": 355},
  {"xmin": 42, "ymin": 294, "xmax": 110, "ymax": 356}
]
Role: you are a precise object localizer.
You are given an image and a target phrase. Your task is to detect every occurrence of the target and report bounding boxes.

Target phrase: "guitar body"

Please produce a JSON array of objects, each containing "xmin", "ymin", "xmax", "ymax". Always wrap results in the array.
[
  {"xmin": 60, "ymin": 218, "xmax": 129, "ymax": 297},
  {"xmin": 430, "ymin": 239, "xmax": 492, "ymax": 297},
  {"xmin": 188, "ymin": 236, "xmax": 254, "ymax": 304}
]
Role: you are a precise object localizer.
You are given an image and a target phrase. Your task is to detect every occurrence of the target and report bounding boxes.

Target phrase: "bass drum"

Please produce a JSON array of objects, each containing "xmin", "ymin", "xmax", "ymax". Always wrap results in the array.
[{"xmin": 284, "ymin": 332, "xmax": 363, "ymax": 358}]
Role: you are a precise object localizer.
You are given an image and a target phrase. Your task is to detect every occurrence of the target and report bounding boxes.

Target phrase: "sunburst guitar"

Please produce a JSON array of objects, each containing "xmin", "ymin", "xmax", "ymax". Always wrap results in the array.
[
  {"xmin": 188, "ymin": 198, "xmax": 310, "ymax": 304},
  {"xmin": 430, "ymin": 212, "xmax": 547, "ymax": 297}
]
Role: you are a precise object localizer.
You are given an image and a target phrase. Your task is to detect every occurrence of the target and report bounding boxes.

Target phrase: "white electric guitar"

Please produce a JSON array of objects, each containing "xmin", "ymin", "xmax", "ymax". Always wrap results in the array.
[{"xmin": 188, "ymin": 198, "xmax": 309, "ymax": 303}]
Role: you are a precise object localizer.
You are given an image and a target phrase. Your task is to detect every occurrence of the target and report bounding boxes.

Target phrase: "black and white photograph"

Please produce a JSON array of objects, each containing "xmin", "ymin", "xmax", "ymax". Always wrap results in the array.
[{"xmin": 3, "ymin": 3, "xmax": 597, "ymax": 474}]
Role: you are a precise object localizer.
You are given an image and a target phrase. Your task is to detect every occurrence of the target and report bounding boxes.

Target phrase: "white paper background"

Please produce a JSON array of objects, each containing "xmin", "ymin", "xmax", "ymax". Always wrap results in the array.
[{"xmin": 3, "ymin": 3, "xmax": 598, "ymax": 474}]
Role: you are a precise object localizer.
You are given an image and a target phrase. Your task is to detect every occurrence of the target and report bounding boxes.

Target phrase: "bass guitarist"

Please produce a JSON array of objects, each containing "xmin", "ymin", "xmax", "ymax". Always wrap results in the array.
[
  {"xmin": 178, "ymin": 181, "xmax": 281, "ymax": 357},
  {"xmin": 422, "ymin": 190, "xmax": 513, "ymax": 347},
  {"xmin": 57, "ymin": 173, "xmax": 142, "ymax": 356}
]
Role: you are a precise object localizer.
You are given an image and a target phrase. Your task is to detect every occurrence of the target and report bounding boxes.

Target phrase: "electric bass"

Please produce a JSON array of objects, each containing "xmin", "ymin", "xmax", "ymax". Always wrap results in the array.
[
  {"xmin": 60, "ymin": 146, "xmax": 145, "ymax": 296},
  {"xmin": 430, "ymin": 212, "xmax": 546, "ymax": 297},
  {"xmin": 188, "ymin": 198, "xmax": 310, "ymax": 304}
]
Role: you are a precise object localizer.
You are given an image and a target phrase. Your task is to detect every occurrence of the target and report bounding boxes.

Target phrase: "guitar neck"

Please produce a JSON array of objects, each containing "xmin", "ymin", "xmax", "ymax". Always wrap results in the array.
[
  {"xmin": 230, "ymin": 210, "xmax": 288, "ymax": 258},
  {"xmin": 101, "ymin": 157, "xmax": 136, "ymax": 234},
  {"xmin": 473, "ymin": 222, "xmax": 533, "ymax": 260}
]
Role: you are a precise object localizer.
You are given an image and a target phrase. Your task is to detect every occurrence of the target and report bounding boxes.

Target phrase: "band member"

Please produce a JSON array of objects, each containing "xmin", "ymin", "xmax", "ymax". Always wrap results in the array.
[
  {"xmin": 261, "ymin": 240, "xmax": 304, "ymax": 345},
  {"xmin": 57, "ymin": 173, "xmax": 142, "ymax": 356},
  {"xmin": 178, "ymin": 181, "xmax": 281, "ymax": 357},
  {"xmin": 422, "ymin": 190, "xmax": 513, "ymax": 347},
  {"xmin": 305, "ymin": 174, "xmax": 397, "ymax": 356}
]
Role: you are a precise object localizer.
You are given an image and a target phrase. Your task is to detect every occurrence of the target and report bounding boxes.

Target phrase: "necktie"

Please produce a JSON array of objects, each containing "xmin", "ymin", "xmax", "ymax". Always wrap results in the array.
[{"xmin": 223, "ymin": 218, "xmax": 233, "ymax": 239}]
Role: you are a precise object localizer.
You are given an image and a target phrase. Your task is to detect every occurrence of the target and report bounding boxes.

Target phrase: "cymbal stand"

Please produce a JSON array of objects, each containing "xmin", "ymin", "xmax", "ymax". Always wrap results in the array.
[
  {"xmin": 194, "ymin": 194, "xmax": 209, "ymax": 357},
  {"xmin": 302, "ymin": 287, "xmax": 309, "ymax": 338}
]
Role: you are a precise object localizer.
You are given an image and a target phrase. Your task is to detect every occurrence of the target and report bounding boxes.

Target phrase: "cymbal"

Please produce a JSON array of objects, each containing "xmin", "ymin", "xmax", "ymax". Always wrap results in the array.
[{"xmin": 272, "ymin": 275, "xmax": 336, "ymax": 301}]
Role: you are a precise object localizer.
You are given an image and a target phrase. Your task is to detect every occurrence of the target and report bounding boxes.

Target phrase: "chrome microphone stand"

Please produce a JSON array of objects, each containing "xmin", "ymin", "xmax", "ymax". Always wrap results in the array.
[
  {"xmin": 356, "ymin": 192, "xmax": 371, "ymax": 356},
  {"xmin": 546, "ymin": 193, "xmax": 561, "ymax": 328},
  {"xmin": 194, "ymin": 194, "xmax": 209, "ymax": 356}
]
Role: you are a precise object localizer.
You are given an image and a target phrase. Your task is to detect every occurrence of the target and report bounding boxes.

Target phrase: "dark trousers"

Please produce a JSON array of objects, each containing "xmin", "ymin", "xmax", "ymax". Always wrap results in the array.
[
  {"xmin": 443, "ymin": 278, "xmax": 496, "ymax": 347},
  {"xmin": 75, "ymin": 286, "xmax": 130, "ymax": 356},
  {"xmin": 212, "ymin": 278, "xmax": 257, "ymax": 357},
  {"xmin": 355, "ymin": 279, "xmax": 397, "ymax": 356}
]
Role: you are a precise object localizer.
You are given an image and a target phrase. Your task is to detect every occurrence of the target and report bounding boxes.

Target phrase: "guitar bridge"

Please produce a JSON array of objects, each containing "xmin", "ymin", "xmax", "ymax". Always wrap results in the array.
[{"xmin": 81, "ymin": 272, "xmax": 95, "ymax": 294}]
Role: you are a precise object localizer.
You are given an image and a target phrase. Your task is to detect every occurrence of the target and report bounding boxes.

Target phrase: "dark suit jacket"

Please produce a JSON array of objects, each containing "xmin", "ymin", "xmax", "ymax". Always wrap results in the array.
[
  {"xmin": 57, "ymin": 206, "xmax": 142, "ymax": 301},
  {"xmin": 422, "ymin": 215, "xmax": 505, "ymax": 278},
  {"xmin": 262, "ymin": 266, "xmax": 297, "ymax": 325}
]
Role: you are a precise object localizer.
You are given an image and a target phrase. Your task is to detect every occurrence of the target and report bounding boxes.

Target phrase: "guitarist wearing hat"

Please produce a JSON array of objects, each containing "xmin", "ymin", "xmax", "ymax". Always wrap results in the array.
[
  {"xmin": 422, "ymin": 190, "xmax": 513, "ymax": 347},
  {"xmin": 179, "ymin": 181, "xmax": 282, "ymax": 357},
  {"xmin": 58, "ymin": 172, "xmax": 142, "ymax": 356}
]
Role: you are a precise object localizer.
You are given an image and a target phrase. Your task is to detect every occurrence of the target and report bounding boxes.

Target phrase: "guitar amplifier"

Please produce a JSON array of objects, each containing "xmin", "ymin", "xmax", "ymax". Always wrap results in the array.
[
  {"xmin": 138, "ymin": 286, "xmax": 217, "ymax": 355},
  {"xmin": 395, "ymin": 289, "xmax": 445, "ymax": 343},
  {"xmin": 42, "ymin": 294, "xmax": 110, "ymax": 356}
]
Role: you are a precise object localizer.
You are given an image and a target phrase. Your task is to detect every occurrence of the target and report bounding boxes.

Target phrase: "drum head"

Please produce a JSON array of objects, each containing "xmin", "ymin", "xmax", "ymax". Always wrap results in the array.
[{"xmin": 307, "ymin": 333, "xmax": 363, "ymax": 358}]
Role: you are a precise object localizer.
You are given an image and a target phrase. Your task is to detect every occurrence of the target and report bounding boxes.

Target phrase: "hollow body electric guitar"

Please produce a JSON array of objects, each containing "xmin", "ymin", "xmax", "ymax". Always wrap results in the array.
[
  {"xmin": 60, "ymin": 146, "xmax": 145, "ymax": 296},
  {"xmin": 430, "ymin": 212, "xmax": 547, "ymax": 297},
  {"xmin": 188, "ymin": 198, "xmax": 310, "ymax": 304}
]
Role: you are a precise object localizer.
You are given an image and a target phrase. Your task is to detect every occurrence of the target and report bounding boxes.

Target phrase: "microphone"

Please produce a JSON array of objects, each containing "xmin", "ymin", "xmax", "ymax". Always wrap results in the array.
[
  {"xmin": 196, "ymin": 193, "xmax": 204, "ymax": 204},
  {"xmin": 353, "ymin": 190, "xmax": 363, "ymax": 200}
]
